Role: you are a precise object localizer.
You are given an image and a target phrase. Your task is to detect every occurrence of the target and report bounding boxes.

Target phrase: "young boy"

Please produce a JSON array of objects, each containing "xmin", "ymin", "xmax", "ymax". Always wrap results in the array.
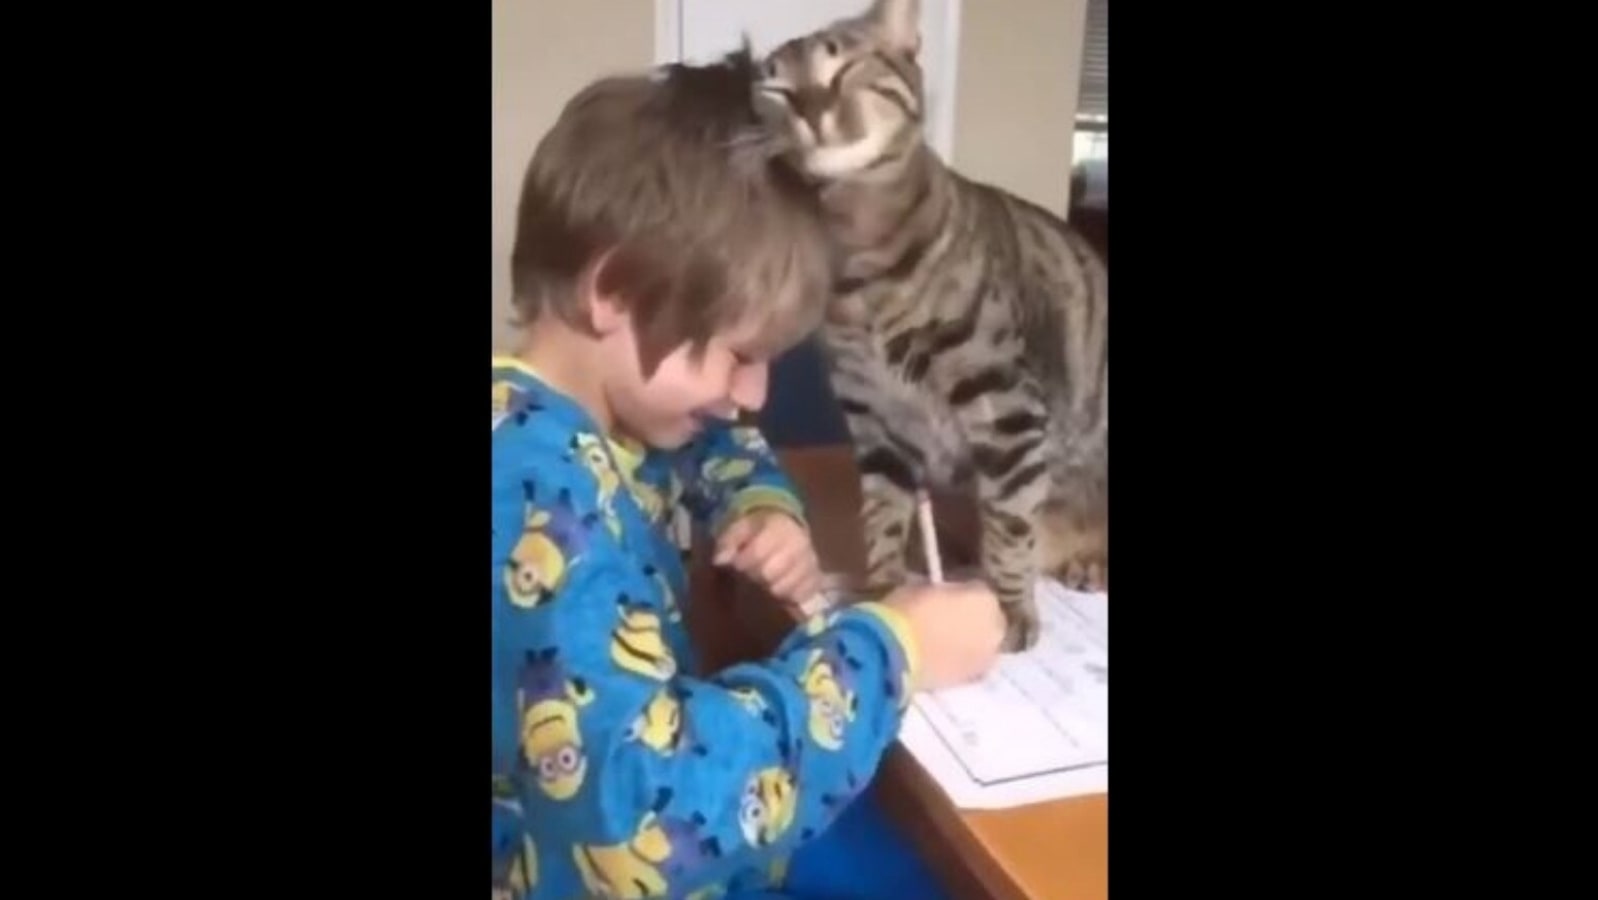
[{"xmin": 491, "ymin": 50, "xmax": 1005, "ymax": 900}]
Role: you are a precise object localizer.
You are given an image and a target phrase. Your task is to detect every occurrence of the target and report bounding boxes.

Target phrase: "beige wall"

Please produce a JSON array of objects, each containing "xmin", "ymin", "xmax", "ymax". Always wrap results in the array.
[
  {"xmin": 492, "ymin": 0, "xmax": 652, "ymax": 350},
  {"xmin": 491, "ymin": 0, "xmax": 1086, "ymax": 350},
  {"xmin": 953, "ymin": 0, "xmax": 1086, "ymax": 215}
]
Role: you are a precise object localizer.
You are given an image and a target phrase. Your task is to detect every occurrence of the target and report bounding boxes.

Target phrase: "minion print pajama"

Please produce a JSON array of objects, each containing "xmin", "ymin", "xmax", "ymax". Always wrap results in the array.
[{"xmin": 491, "ymin": 359, "xmax": 946, "ymax": 900}]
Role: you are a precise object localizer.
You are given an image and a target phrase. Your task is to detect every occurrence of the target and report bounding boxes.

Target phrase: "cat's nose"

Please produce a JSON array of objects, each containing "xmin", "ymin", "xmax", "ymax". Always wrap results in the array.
[{"xmin": 795, "ymin": 90, "xmax": 830, "ymax": 136}]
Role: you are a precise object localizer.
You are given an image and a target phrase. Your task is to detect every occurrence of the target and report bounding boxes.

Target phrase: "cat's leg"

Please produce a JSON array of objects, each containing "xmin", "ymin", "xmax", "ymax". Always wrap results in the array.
[
  {"xmin": 831, "ymin": 390, "xmax": 921, "ymax": 592},
  {"xmin": 851, "ymin": 430, "xmax": 921, "ymax": 595},
  {"xmin": 823, "ymin": 333, "xmax": 923, "ymax": 598},
  {"xmin": 957, "ymin": 395, "xmax": 1053, "ymax": 653}
]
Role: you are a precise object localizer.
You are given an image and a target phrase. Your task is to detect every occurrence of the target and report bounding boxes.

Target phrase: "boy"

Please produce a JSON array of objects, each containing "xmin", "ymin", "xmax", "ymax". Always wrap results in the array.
[{"xmin": 491, "ymin": 50, "xmax": 1005, "ymax": 900}]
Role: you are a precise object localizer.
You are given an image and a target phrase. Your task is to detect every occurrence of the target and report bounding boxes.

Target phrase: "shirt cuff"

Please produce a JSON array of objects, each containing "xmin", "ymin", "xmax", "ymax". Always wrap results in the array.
[{"xmin": 718, "ymin": 486, "xmax": 809, "ymax": 534}]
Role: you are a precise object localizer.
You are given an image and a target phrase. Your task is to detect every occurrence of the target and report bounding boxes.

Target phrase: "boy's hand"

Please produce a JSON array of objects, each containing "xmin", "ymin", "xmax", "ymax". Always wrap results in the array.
[
  {"xmin": 715, "ymin": 510, "xmax": 821, "ymax": 605},
  {"xmin": 882, "ymin": 581, "xmax": 1005, "ymax": 692}
]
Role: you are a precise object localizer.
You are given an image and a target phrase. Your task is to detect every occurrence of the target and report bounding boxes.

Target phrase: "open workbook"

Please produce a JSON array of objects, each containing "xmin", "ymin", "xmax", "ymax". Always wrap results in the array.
[{"xmin": 817, "ymin": 576, "xmax": 1108, "ymax": 810}]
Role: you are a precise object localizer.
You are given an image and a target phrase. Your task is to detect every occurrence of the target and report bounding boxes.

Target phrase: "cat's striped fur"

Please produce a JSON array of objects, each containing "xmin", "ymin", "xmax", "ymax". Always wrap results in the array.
[{"xmin": 754, "ymin": 0, "xmax": 1107, "ymax": 651}]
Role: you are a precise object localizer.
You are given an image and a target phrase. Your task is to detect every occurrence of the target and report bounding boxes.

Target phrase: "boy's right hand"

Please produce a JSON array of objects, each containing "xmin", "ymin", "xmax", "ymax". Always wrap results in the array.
[{"xmin": 882, "ymin": 581, "xmax": 1005, "ymax": 692}]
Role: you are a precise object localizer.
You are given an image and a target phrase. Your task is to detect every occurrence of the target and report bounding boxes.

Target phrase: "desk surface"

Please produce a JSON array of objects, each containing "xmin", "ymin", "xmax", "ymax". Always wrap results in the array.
[{"xmin": 757, "ymin": 447, "xmax": 1108, "ymax": 900}]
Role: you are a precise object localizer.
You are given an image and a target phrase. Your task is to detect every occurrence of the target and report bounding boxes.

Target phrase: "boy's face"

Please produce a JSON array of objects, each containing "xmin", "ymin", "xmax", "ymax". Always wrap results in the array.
[{"xmin": 602, "ymin": 313, "xmax": 772, "ymax": 450}]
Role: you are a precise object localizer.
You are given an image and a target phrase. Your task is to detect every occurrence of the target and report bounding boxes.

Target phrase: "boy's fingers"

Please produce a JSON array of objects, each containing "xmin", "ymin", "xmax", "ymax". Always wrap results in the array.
[
  {"xmin": 773, "ymin": 564, "xmax": 821, "ymax": 604},
  {"xmin": 759, "ymin": 544, "xmax": 804, "ymax": 585},
  {"xmin": 767, "ymin": 548, "xmax": 822, "ymax": 601},
  {"xmin": 770, "ymin": 569, "xmax": 806, "ymax": 603},
  {"xmin": 733, "ymin": 521, "xmax": 787, "ymax": 572},
  {"xmin": 714, "ymin": 518, "xmax": 756, "ymax": 564}
]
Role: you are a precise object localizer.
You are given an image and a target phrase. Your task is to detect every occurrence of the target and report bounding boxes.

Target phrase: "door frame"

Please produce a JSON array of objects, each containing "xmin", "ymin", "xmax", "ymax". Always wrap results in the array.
[{"xmin": 654, "ymin": 0, "xmax": 962, "ymax": 163}]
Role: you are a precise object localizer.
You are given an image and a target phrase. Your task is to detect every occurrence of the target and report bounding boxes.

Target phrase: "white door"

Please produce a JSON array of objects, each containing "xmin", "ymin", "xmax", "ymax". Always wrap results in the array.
[{"xmin": 657, "ymin": 0, "xmax": 961, "ymax": 163}]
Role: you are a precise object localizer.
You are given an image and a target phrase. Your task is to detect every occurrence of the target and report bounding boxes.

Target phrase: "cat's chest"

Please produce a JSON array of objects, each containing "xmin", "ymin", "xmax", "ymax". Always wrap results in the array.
[{"xmin": 826, "ymin": 325, "xmax": 973, "ymax": 483}]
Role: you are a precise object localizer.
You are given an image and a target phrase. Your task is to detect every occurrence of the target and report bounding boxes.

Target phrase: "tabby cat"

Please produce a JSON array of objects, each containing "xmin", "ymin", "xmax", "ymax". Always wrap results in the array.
[{"xmin": 752, "ymin": 0, "xmax": 1108, "ymax": 651}]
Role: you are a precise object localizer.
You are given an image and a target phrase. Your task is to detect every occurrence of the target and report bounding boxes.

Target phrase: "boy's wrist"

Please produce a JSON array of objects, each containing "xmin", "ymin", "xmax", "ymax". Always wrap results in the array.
[{"xmin": 853, "ymin": 601, "xmax": 921, "ymax": 695}]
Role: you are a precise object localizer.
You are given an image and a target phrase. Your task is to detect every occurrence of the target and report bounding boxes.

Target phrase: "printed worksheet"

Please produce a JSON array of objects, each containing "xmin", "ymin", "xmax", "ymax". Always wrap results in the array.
[
  {"xmin": 911, "ymin": 580, "xmax": 1108, "ymax": 786},
  {"xmin": 816, "ymin": 574, "xmax": 1109, "ymax": 808}
]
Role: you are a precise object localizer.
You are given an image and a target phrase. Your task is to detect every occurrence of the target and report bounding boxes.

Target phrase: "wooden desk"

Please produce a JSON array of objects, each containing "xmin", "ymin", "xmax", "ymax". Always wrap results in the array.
[{"xmin": 697, "ymin": 446, "xmax": 1108, "ymax": 900}]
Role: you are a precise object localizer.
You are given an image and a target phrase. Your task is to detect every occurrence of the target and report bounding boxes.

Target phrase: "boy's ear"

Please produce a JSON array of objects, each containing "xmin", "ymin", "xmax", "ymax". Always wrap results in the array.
[
  {"xmin": 583, "ymin": 249, "xmax": 631, "ymax": 337},
  {"xmin": 589, "ymin": 291, "xmax": 630, "ymax": 336}
]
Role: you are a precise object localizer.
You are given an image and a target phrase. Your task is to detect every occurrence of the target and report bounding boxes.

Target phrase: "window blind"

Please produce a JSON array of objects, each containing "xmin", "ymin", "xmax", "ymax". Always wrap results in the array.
[{"xmin": 1077, "ymin": 0, "xmax": 1108, "ymax": 121}]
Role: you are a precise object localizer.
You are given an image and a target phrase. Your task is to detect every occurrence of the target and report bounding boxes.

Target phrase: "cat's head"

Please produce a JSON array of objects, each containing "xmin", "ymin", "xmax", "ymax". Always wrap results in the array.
[{"xmin": 753, "ymin": 0, "xmax": 925, "ymax": 183}]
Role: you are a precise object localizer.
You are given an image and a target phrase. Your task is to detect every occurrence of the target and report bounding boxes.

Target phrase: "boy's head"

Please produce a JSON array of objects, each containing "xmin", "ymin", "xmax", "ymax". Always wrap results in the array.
[{"xmin": 510, "ymin": 48, "xmax": 831, "ymax": 450}]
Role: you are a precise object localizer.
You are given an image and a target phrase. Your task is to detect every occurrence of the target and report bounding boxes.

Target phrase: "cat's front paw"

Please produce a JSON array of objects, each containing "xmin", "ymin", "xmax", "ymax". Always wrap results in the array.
[{"xmin": 999, "ymin": 593, "xmax": 1042, "ymax": 653}]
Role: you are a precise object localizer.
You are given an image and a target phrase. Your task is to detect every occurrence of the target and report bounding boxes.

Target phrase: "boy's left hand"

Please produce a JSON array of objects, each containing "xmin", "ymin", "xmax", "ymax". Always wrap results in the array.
[{"xmin": 715, "ymin": 510, "xmax": 821, "ymax": 605}]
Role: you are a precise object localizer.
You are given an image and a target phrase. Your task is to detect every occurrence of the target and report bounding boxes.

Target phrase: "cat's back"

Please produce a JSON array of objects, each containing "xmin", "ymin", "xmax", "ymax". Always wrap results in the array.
[
  {"xmin": 946, "ymin": 170, "xmax": 1105, "ymax": 300},
  {"xmin": 942, "ymin": 172, "xmax": 1108, "ymax": 452}
]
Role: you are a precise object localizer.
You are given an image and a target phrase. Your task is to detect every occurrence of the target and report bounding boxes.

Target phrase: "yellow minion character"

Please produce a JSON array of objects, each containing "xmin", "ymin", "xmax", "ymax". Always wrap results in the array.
[
  {"xmin": 622, "ymin": 465, "xmax": 667, "ymax": 525},
  {"xmin": 504, "ymin": 485, "xmax": 600, "ymax": 609},
  {"xmin": 572, "ymin": 788, "xmax": 724, "ymax": 899},
  {"xmin": 569, "ymin": 432, "xmax": 624, "ymax": 539},
  {"xmin": 611, "ymin": 595, "xmax": 677, "ymax": 681},
  {"xmin": 796, "ymin": 642, "xmax": 860, "ymax": 751},
  {"xmin": 625, "ymin": 686, "xmax": 705, "ymax": 757},
  {"xmin": 516, "ymin": 648, "xmax": 596, "ymax": 801},
  {"xmin": 739, "ymin": 765, "xmax": 800, "ymax": 848}
]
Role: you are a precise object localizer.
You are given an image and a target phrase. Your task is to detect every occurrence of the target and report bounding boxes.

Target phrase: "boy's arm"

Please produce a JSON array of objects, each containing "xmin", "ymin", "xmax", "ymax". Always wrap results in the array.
[
  {"xmin": 671, "ymin": 422, "xmax": 806, "ymax": 536},
  {"xmin": 496, "ymin": 453, "xmax": 918, "ymax": 893}
]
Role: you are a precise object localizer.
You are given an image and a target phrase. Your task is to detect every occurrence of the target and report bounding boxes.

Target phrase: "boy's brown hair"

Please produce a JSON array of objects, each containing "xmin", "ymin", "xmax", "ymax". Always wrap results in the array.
[{"xmin": 510, "ymin": 49, "xmax": 832, "ymax": 377}]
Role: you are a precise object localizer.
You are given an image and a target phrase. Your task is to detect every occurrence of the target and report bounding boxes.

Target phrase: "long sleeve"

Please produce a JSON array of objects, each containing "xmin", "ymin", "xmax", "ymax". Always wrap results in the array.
[
  {"xmin": 492, "ymin": 447, "xmax": 918, "ymax": 899},
  {"xmin": 669, "ymin": 422, "xmax": 807, "ymax": 536}
]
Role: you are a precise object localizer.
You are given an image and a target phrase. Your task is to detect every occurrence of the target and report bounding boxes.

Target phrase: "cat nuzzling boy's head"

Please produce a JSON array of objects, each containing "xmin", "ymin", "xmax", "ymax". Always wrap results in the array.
[{"xmin": 752, "ymin": 0, "xmax": 926, "ymax": 183}]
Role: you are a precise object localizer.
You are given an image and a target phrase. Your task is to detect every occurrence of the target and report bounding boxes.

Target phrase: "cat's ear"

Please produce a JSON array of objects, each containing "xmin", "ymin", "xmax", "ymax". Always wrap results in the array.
[{"xmin": 870, "ymin": 0, "xmax": 920, "ymax": 55}]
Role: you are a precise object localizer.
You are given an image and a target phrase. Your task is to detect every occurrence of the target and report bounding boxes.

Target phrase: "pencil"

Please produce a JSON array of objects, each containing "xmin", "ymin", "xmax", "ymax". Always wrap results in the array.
[{"xmin": 915, "ymin": 489, "xmax": 943, "ymax": 584}]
